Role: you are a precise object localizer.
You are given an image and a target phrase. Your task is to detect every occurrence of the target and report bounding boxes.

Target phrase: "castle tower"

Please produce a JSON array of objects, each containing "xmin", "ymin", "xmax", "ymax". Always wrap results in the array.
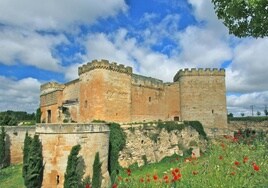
[
  {"xmin": 40, "ymin": 82, "xmax": 65, "ymax": 123},
  {"xmin": 174, "ymin": 68, "xmax": 227, "ymax": 133},
  {"xmin": 78, "ymin": 59, "xmax": 132, "ymax": 123}
]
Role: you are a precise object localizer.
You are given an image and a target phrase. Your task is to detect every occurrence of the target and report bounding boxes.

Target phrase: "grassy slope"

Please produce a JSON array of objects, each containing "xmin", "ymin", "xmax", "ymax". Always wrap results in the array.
[{"xmin": 0, "ymin": 164, "xmax": 24, "ymax": 188}]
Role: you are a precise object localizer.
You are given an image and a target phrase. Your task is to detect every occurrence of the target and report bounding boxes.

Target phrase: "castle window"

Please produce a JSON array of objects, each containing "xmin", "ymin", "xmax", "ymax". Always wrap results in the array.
[
  {"xmin": 47, "ymin": 110, "xmax": 51, "ymax": 123},
  {"xmin": 174, "ymin": 116, "xmax": 180, "ymax": 121},
  {"xmin": 84, "ymin": 100, "xmax": 88, "ymax": 108},
  {"xmin": 56, "ymin": 175, "xmax": 60, "ymax": 185},
  {"xmin": 212, "ymin": 109, "xmax": 214, "ymax": 114},
  {"xmin": 149, "ymin": 97, "xmax": 151, "ymax": 102}
]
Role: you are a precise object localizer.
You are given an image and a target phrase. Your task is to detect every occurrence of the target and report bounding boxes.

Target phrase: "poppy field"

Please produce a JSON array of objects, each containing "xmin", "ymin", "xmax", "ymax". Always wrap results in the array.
[{"xmin": 112, "ymin": 130, "xmax": 268, "ymax": 188}]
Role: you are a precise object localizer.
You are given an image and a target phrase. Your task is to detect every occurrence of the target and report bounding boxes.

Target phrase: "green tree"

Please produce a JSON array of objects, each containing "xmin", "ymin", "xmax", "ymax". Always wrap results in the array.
[
  {"xmin": 36, "ymin": 108, "xmax": 41, "ymax": 123},
  {"xmin": 92, "ymin": 152, "xmax": 102, "ymax": 188},
  {"xmin": 24, "ymin": 135, "xmax": 43, "ymax": 188},
  {"xmin": 227, "ymin": 113, "xmax": 234, "ymax": 118},
  {"xmin": 64, "ymin": 144, "xmax": 83, "ymax": 188},
  {"xmin": 0, "ymin": 126, "xmax": 6, "ymax": 168},
  {"xmin": 241, "ymin": 113, "xmax": 245, "ymax": 117},
  {"xmin": 108, "ymin": 123, "xmax": 126, "ymax": 175},
  {"xmin": 264, "ymin": 109, "xmax": 268, "ymax": 116},
  {"xmin": 22, "ymin": 131, "xmax": 32, "ymax": 185},
  {"xmin": 257, "ymin": 111, "xmax": 261, "ymax": 116},
  {"xmin": 212, "ymin": 0, "xmax": 268, "ymax": 38}
]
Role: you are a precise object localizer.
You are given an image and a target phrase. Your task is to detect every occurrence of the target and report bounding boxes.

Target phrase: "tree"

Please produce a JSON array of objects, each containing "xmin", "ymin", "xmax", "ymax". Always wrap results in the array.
[
  {"xmin": 0, "ymin": 126, "xmax": 6, "ymax": 168},
  {"xmin": 92, "ymin": 152, "xmax": 102, "ymax": 188},
  {"xmin": 257, "ymin": 111, "xmax": 261, "ymax": 116},
  {"xmin": 264, "ymin": 109, "xmax": 268, "ymax": 116},
  {"xmin": 212, "ymin": 0, "xmax": 268, "ymax": 38},
  {"xmin": 241, "ymin": 113, "xmax": 245, "ymax": 117},
  {"xmin": 64, "ymin": 145, "xmax": 83, "ymax": 188},
  {"xmin": 22, "ymin": 131, "xmax": 32, "ymax": 184},
  {"xmin": 36, "ymin": 108, "xmax": 41, "ymax": 123},
  {"xmin": 24, "ymin": 135, "xmax": 43, "ymax": 188},
  {"xmin": 227, "ymin": 113, "xmax": 234, "ymax": 118}
]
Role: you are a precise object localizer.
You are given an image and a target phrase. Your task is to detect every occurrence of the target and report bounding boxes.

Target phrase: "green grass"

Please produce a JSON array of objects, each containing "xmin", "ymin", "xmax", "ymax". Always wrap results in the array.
[
  {"xmin": 0, "ymin": 164, "xmax": 24, "ymax": 188},
  {"xmin": 115, "ymin": 136, "xmax": 268, "ymax": 188}
]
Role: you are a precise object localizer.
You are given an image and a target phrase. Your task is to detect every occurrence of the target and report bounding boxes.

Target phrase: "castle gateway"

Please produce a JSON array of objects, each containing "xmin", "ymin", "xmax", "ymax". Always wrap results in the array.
[{"xmin": 40, "ymin": 59, "xmax": 227, "ymax": 130}]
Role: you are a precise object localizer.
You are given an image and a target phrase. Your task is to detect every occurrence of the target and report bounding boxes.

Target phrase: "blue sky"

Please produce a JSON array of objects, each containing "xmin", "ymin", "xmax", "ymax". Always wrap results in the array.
[{"xmin": 0, "ymin": 0, "xmax": 267, "ymax": 116}]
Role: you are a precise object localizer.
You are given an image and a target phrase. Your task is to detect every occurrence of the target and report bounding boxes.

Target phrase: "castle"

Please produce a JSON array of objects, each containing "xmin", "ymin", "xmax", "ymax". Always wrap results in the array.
[{"xmin": 40, "ymin": 59, "xmax": 228, "ymax": 131}]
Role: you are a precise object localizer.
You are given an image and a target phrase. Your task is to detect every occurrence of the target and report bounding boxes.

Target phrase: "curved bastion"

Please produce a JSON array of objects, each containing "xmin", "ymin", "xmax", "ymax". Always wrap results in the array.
[{"xmin": 35, "ymin": 123, "xmax": 110, "ymax": 188}]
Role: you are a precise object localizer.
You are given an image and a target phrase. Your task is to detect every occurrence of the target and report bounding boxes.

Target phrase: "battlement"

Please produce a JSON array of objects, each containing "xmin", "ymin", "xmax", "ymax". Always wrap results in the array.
[
  {"xmin": 40, "ymin": 82, "xmax": 65, "ymax": 95},
  {"xmin": 173, "ymin": 68, "xmax": 225, "ymax": 82},
  {"xmin": 78, "ymin": 59, "xmax": 133, "ymax": 76}
]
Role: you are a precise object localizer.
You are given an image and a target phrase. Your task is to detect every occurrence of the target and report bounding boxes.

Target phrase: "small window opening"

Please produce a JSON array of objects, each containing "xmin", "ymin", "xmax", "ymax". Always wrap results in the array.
[
  {"xmin": 174, "ymin": 116, "xmax": 180, "ymax": 121},
  {"xmin": 149, "ymin": 97, "xmax": 151, "ymax": 102},
  {"xmin": 212, "ymin": 109, "xmax": 214, "ymax": 114},
  {"xmin": 84, "ymin": 100, "xmax": 88, "ymax": 108},
  {"xmin": 141, "ymin": 140, "xmax": 144, "ymax": 144},
  {"xmin": 47, "ymin": 110, "xmax": 51, "ymax": 123},
  {"xmin": 56, "ymin": 175, "xmax": 60, "ymax": 185}
]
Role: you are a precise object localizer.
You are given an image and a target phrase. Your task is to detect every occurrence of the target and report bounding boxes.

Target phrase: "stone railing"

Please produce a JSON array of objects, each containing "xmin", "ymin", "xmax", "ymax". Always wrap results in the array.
[{"xmin": 78, "ymin": 59, "xmax": 133, "ymax": 75}]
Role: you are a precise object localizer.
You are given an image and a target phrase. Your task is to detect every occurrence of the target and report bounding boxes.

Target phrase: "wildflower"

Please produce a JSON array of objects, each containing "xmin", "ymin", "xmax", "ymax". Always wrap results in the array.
[
  {"xmin": 192, "ymin": 171, "xmax": 198, "ymax": 175},
  {"xmin": 243, "ymin": 156, "xmax": 249, "ymax": 163},
  {"xmin": 125, "ymin": 178, "xmax": 129, "ymax": 182},
  {"xmin": 174, "ymin": 168, "xmax": 180, "ymax": 173},
  {"xmin": 163, "ymin": 175, "xmax": 169, "ymax": 180},
  {"xmin": 253, "ymin": 163, "xmax": 260, "ymax": 171},
  {"xmin": 127, "ymin": 168, "xmax": 131, "ymax": 176},
  {"xmin": 172, "ymin": 173, "xmax": 182, "ymax": 181},
  {"xmin": 140, "ymin": 178, "xmax": 144, "ymax": 183},
  {"xmin": 234, "ymin": 161, "xmax": 240, "ymax": 166},
  {"xmin": 219, "ymin": 155, "xmax": 223, "ymax": 160},
  {"xmin": 220, "ymin": 143, "xmax": 225, "ymax": 149},
  {"xmin": 230, "ymin": 171, "xmax": 236, "ymax": 176},
  {"xmin": 147, "ymin": 178, "xmax": 150, "ymax": 182},
  {"xmin": 112, "ymin": 184, "xmax": 117, "ymax": 188},
  {"xmin": 85, "ymin": 183, "xmax": 91, "ymax": 188},
  {"xmin": 153, "ymin": 174, "xmax": 158, "ymax": 181}
]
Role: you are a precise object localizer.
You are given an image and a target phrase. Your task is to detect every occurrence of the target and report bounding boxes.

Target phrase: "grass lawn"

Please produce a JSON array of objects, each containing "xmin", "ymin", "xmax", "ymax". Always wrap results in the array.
[{"xmin": 0, "ymin": 164, "xmax": 24, "ymax": 188}]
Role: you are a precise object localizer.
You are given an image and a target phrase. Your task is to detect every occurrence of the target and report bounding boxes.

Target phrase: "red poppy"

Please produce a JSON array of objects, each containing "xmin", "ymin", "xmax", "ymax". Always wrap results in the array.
[
  {"xmin": 140, "ymin": 178, "xmax": 144, "ymax": 183},
  {"xmin": 127, "ymin": 168, "xmax": 131, "ymax": 174},
  {"xmin": 253, "ymin": 163, "xmax": 260, "ymax": 171},
  {"xmin": 219, "ymin": 155, "xmax": 223, "ymax": 160},
  {"xmin": 163, "ymin": 175, "xmax": 169, "ymax": 180},
  {"xmin": 153, "ymin": 174, "xmax": 158, "ymax": 180},
  {"xmin": 112, "ymin": 184, "xmax": 117, "ymax": 188},
  {"xmin": 220, "ymin": 143, "xmax": 225, "ymax": 149},
  {"xmin": 230, "ymin": 171, "xmax": 236, "ymax": 176},
  {"xmin": 85, "ymin": 183, "xmax": 91, "ymax": 188},
  {"xmin": 243, "ymin": 156, "xmax": 249, "ymax": 163},
  {"xmin": 172, "ymin": 174, "xmax": 182, "ymax": 181},
  {"xmin": 174, "ymin": 168, "xmax": 180, "ymax": 173},
  {"xmin": 234, "ymin": 161, "xmax": 240, "ymax": 166}
]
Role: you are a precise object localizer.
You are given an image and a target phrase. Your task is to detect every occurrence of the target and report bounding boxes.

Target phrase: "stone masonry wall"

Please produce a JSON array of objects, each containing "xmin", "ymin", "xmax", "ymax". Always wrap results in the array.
[
  {"xmin": 228, "ymin": 121, "xmax": 268, "ymax": 132},
  {"xmin": 176, "ymin": 69, "xmax": 227, "ymax": 131},
  {"xmin": 36, "ymin": 124, "xmax": 110, "ymax": 188},
  {"xmin": 4, "ymin": 126, "xmax": 36, "ymax": 164},
  {"xmin": 118, "ymin": 124, "xmax": 207, "ymax": 168}
]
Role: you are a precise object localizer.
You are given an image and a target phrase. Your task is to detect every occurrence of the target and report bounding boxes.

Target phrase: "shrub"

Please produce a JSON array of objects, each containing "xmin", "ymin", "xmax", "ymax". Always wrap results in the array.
[{"xmin": 92, "ymin": 152, "xmax": 102, "ymax": 188}]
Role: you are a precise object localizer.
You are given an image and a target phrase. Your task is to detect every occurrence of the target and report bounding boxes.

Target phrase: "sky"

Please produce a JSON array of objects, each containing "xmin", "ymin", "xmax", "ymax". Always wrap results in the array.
[{"xmin": 0, "ymin": 0, "xmax": 267, "ymax": 116}]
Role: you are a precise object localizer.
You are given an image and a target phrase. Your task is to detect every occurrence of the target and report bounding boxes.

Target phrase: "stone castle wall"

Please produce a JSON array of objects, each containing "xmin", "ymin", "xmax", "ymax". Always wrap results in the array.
[
  {"xmin": 175, "ymin": 68, "xmax": 227, "ymax": 131},
  {"xmin": 4, "ymin": 126, "xmax": 36, "ymax": 164},
  {"xmin": 36, "ymin": 124, "xmax": 110, "ymax": 188},
  {"xmin": 40, "ymin": 59, "xmax": 228, "ymax": 132}
]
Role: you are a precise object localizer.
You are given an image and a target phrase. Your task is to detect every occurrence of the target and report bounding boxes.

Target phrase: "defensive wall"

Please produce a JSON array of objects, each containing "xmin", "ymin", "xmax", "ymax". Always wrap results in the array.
[
  {"xmin": 40, "ymin": 59, "xmax": 228, "ymax": 132},
  {"xmin": 3, "ymin": 124, "xmax": 110, "ymax": 188}
]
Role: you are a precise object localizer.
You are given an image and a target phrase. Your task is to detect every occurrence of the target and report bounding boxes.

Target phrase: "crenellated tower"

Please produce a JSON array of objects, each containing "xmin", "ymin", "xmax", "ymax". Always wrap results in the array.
[
  {"xmin": 78, "ymin": 59, "xmax": 133, "ymax": 123},
  {"xmin": 174, "ymin": 68, "xmax": 227, "ymax": 132}
]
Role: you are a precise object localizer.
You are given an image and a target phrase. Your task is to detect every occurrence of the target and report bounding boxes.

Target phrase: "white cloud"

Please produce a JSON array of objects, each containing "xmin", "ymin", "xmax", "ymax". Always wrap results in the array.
[
  {"xmin": 0, "ymin": 28, "xmax": 67, "ymax": 71},
  {"xmin": 227, "ymin": 92, "xmax": 268, "ymax": 116},
  {"xmin": 0, "ymin": 76, "xmax": 41, "ymax": 112},
  {"xmin": 0, "ymin": 0, "xmax": 127, "ymax": 31}
]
